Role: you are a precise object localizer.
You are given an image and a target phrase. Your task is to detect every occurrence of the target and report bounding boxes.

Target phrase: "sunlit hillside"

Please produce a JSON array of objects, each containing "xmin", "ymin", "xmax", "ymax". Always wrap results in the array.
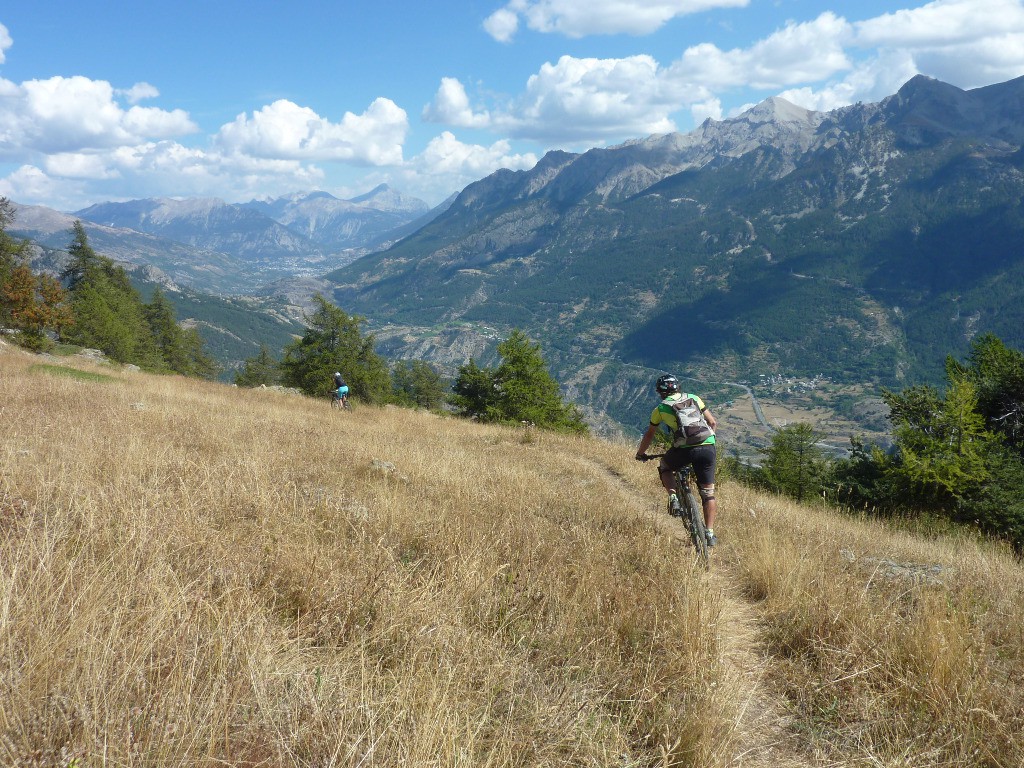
[{"xmin": 2, "ymin": 341, "xmax": 1021, "ymax": 767}]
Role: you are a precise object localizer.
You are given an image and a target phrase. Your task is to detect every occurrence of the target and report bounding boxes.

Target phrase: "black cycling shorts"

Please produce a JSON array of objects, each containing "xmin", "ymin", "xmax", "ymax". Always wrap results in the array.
[{"xmin": 662, "ymin": 444, "xmax": 716, "ymax": 487}]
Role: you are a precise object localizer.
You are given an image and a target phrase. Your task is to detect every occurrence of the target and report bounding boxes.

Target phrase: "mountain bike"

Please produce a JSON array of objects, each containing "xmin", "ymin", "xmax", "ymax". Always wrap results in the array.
[
  {"xmin": 639, "ymin": 454, "xmax": 710, "ymax": 568},
  {"xmin": 330, "ymin": 389, "xmax": 350, "ymax": 410}
]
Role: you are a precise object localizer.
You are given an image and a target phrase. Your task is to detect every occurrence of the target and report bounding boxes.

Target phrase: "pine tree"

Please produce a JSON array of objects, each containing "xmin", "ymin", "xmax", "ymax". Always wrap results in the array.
[
  {"xmin": 1, "ymin": 198, "xmax": 28, "ymax": 328},
  {"xmin": 450, "ymin": 359, "xmax": 498, "ymax": 420},
  {"xmin": 0, "ymin": 264, "xmax": 73, "ymax": 350},
  {"xmin": 762, "ymin": 423, "xmax": 828, "ymax": 503},
  {"xmin": 60, "ymin": 222, "xmax": 161, "ymax": 367},
  {"xmin": 392, "ymin": 360, "xmax": 446, "ymax": 409},
  {"xmin": 1, "ymin": 199, "xmax": 73, "ymax": 348},
  {"xmin": 451, "ymin": 330, "xmax": 588, "ymax": 433},
  {"xmin": 492, "ymin": 330, "xmax": 588, "ymax": 433},
  {"xmin": 235, "ymin": 345, "xmax": 281, "ymax": 387},
  {"xmin": 885, "ymin": 378, "xmax": 992, "ymax": 499},
  {"xmin": 60, "ymin": 221, "xmax": 102, "ymax": 292},
  {"xmin": 279, "ymin": 294, "xmax": 391, "ymax": 403}
]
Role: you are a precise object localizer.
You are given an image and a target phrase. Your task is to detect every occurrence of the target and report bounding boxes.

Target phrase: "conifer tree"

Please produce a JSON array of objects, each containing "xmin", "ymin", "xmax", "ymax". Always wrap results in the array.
[
  {"xmin": 235, "ymin": 345, "xmax": 281, "ymax": 387},
  {"xmin": 0, "ymin": 263, "xmax": 73, "ymax": 350},
  {"xmin": 392, "ymin": 360, "xmax": 446, "ymax": 409},
  {"xmin": 0, "ymin": 198, "xmax": 73, "ymax": 348},
  {"xmin": 451, "ymin": 330, "xmax": 588, "ymax": 433},
  {"xmin": 138, "ymin": 287, "xmax": 219, "ymax": 378},
  {"xmin": 279, "ymin": 294, "xmax": 391, "ymax": 402},
  {"xmin": 60, "ymin": 221, "xmax": 102, "ymax": 292},
  {"xmin": 450, "ymin": 359, "xmax": 497, "ymax": 420},
  {"xmin": 60, "ymin": 222, "xmax": 161, "ymax": 367},
  {"xmin": 762, "ymin": 422, "xmax": 827, "ymax": 503},
  {"xmin": 884, "ymin": 378, "xmax": 993, "ymax": 498}
]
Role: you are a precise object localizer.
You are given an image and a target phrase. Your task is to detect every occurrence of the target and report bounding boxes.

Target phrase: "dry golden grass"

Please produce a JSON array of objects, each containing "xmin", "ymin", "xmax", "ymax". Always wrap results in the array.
[
  {"xmin": 1, "ymin": 347, "xmax": 727, "ymax": 766},
  {"xmin": 719, "ymin": 485, "xmax": 1024, "ymax": 767},
  {"xmin": 2, "ymin": 343, "xmax": 1022, "ymax": 767}
]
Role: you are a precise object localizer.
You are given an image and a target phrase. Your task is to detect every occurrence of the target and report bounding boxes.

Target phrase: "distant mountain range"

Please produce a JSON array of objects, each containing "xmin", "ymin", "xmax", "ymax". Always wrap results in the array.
[
  {"xmin": 10, "ymin": 185, "xmax": 443, "ymax": 295},
  {"xmin": 322, "ymin": 75, "xmax": 1024, "ymax": 431},
  {"xmin": 7, "ymin": 186, "xmax": 442, "ymax": 374}
]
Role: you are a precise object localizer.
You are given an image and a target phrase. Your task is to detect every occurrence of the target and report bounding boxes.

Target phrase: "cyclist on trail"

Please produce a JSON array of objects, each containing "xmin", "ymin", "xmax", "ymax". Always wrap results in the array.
[
  {"xmin": 635, "ymin": 374, "xmax": 719, "ymax": 547},
  {"xmin": 332, "ymin": 372, "xmax": 349, "ymax": 403}
]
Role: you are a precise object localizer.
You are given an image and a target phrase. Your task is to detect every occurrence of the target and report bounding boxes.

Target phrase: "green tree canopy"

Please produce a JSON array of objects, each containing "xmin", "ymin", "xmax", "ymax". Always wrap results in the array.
[
  {"xmin": 450, "ymin": 359, "xmax": 497, "ymax": 421},
  {"xmin": 762, "ymin": 422, "xmax": 828, "ymax": 503},
  {"xmin": 451, "ymin": 330, "xmax": 588, "ymax": 434},
  {"xmin": 883, "ymin": 378, "xmax": 993, "ymax": 499},
  {"xmin": 392, "ymin": 359, "xmax": 446, "ymax": 410},
  {"xmin": 59, "ymin": 222, "xmax": 163, "ymax": 368},
  {"xmin": 279, "ymin": 294, "xmax": 391, "ymax": 403},
  {"xmin": 143, "ymin": 287, "xmax": 218, "ymax": 378},
  {"xmin": 948, "ymin": 333, "xmax": 1024, "ymax": 453},
  {"xmin": 235, "ymin": 344, "xmax": 281, "ymax": 388},
  {"xmin": 1, "ymin": 199, "xmax": 72, "ymax": 348}
]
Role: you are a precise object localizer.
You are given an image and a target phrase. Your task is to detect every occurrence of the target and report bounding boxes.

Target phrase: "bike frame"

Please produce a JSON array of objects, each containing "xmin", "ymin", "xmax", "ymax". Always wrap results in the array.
[{"xmin": 641, "ymin": 454, "xmax": 710, "ymax": 567}]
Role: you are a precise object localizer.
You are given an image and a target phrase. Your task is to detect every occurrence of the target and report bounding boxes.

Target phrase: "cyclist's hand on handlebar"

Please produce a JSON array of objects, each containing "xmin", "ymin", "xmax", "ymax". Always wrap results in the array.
[{"xmin": 635, "ymin": 452, "xmax": 650, "ymax": 462}]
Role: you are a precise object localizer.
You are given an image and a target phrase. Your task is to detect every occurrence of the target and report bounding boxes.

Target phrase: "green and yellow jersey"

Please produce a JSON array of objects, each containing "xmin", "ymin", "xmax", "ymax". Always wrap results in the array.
[{"xmin": 649, "ymin": 393, "xmax": 716, "ymax": 447}]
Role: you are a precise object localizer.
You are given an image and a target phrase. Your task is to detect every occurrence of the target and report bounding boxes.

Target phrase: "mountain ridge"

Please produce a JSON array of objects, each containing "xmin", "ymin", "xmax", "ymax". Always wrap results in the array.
[{"xmin": 322, "ymin": 74, "xmax": 1024, "ymax": 435}]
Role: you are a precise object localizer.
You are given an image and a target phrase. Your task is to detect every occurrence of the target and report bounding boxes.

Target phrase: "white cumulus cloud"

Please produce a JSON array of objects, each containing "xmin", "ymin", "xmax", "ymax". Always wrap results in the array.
[
  {"xmin": 415, "ymin": 131, "xmax": 537, "ymax": 177},
  {"xmin": 0, "ymin": 23, "xmax": 11, "ymax": 63},
  {"xmin": 483, "ymin": 8, "xmax": 519, "ymax": 43},
  {"xmin": 495, "ymin": 54, "xmax": 689, "ymax": 141},
  {"xmin": 0, "ymin": 75, "xmax": 197, "ymax": 158},
  {"xmin": 852, "ymin": 0, "xmax": 1024, "ymax": 87},
  {"xmin": 772, "ymin": 0, "xmax": 1024, "ymax": 112},
  {"xmin": 117, "ymin": 82, "xmax": 160, "ymax": 105},
  {"xmin": 484, "ymin": 0, "xmax": 750, "ymax": 40},
  {"xmin": 670, "ymin": 13, "xmax": 854, "ymax": 90},
  {"xmin": 423, "ymin": 78, "xmax": 491, "ymax": 128},
  {"xmin": 214, "ymin": 97, "xmax": 409, "ymax": 165}
]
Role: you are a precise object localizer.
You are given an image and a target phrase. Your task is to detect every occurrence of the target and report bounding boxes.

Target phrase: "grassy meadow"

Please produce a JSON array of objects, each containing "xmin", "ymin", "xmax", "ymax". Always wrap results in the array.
[{"xmin": 1, "ymin": 343, "xmax": 1022, "ymax": 767}]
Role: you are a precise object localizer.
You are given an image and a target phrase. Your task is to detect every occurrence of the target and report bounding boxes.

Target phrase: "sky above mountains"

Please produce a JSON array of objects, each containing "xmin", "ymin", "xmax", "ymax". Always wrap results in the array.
[{"xmin": 2, "ymin": 0, "xmax": 1023, "ymax": 213}]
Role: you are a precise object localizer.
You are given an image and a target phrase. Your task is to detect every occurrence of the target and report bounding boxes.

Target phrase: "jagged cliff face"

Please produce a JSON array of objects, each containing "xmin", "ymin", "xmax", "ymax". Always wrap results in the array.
[{"xmin": 326, "ymin": 75, "xmax": 1024, "ymax": 431}]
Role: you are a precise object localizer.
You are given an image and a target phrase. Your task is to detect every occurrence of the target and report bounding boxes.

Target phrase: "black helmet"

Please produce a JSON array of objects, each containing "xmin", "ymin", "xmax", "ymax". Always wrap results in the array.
[{"xmin": 656, "ymin": 374, "xmax": 680, "ymax": 396}]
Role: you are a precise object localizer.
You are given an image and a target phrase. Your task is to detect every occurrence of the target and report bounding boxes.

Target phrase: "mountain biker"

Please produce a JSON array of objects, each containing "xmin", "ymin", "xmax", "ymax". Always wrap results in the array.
[
  {"xmin": 332, "ymin": 372, "xmax": 349, "ymax": 404},
  {"xmin": 635, "ymin": 374, "xmax": 719, "ymax": 547}
]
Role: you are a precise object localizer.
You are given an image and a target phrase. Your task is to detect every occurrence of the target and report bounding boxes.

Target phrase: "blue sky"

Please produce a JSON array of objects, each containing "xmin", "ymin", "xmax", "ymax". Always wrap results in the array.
[{"xmin": 2, "ymin": 0, "xmax": 1024, "ymax": 212}]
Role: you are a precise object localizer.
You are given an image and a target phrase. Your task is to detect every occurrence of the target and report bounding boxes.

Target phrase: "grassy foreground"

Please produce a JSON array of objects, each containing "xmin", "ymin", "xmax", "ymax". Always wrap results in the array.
[{"xmin": 1, "ymin": 344, "xmax": 1022, "ymax": 767}]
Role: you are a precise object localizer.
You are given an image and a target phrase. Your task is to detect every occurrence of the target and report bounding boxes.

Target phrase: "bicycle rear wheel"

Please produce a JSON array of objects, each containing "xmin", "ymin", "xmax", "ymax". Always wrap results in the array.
[{"xmin": 685, "ymin": 490, "xmax": 710, "ymax": 568}]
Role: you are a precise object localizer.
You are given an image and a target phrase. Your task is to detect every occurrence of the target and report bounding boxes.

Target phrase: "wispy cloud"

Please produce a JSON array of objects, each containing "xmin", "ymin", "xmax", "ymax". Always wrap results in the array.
[{"xmin": 484, "ymin": 0, "xmax": 750, "ymax": 41}]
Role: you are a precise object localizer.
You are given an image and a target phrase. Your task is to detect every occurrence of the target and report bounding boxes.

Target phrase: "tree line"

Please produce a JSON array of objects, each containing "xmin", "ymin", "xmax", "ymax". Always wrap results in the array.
[
  {"xmin": 237, "ymin": 294, "xmax": 588, "ymax": 434},
  {"xmin": 733, "ymin": 333, "xmax": 1024, "ymax": 551}
]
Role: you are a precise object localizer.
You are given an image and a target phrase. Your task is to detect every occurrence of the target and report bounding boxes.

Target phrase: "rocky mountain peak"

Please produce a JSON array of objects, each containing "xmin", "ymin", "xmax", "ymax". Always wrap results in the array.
[{"xmin": 740, "ymin": 96, "xmax": 818, "ymax": 125}]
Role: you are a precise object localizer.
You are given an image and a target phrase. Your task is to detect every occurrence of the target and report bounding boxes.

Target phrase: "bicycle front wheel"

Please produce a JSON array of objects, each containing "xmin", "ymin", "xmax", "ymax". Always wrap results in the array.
[{"xmin": 685, "ymin": 490, "xmax": 709, "ymax": 568}]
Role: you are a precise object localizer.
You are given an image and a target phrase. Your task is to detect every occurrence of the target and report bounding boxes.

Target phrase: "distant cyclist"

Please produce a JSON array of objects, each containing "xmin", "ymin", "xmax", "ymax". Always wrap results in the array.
[
  {"xmin": 332, "ymin": 371, "xmax": 349, "ymax": 407},
  {"xmin": 635, "ymin": 374, "xmax": 719, "ymax": 547}
]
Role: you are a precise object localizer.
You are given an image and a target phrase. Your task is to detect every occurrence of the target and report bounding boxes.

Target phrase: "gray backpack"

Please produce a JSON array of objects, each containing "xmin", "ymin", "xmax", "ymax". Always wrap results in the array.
[{"xmin": 670, "ymin": 396, "xmax": 713, "ymax": 447}]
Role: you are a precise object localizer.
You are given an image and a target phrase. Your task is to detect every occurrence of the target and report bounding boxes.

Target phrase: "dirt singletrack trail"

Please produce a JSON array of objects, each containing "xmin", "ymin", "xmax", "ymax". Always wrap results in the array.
[{"xmin": 582, "ymin": 456, "xmax": 816, "ymax": 768}]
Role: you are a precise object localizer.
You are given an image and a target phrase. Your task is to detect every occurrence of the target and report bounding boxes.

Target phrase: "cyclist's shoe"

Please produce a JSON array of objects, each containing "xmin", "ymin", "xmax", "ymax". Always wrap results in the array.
[
  {"xmin": 668, "ymin": 494, "xmax": 683, "ymax": 517},
  {"xmin": 706, "ymin": 530, "xmax": 718, "ymax": 548}
]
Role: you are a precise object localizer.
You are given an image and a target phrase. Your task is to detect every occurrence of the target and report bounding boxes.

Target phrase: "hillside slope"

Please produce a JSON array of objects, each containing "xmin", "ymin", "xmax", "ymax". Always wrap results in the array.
[
  {"xmin": 1, "ymin": 342, "xmax": 1021, "ymax": 766},
  {"xmin": 325, "ymin": 75, "xmax": 1024, "ymax": 436}
]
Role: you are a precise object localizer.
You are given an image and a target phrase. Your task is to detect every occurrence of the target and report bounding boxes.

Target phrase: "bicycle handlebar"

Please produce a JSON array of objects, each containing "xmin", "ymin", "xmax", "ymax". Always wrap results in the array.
[{"xmin": 636, "ymin": 452, "xmax": 667, "ymax": 462}]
